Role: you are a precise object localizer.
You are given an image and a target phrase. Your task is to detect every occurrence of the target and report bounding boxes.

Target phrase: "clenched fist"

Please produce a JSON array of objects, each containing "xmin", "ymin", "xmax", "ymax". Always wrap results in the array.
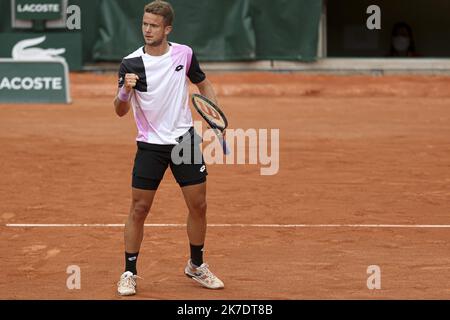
[{"xmin": 124, "ymin": 73, "xmax": 139, "ymax": 92}]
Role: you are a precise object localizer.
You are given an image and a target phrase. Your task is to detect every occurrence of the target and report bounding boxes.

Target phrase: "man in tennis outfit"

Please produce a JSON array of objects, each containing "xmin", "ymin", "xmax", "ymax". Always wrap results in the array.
[{"xmin": 113, "ymin": 1, "xmax": 224, "ymax": 296}]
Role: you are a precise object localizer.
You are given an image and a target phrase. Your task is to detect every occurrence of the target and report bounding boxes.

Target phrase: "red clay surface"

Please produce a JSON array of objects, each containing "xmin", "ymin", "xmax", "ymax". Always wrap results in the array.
[{"xmin": 1, "ymin": 72, "xmax": 450, "ymax": 299}]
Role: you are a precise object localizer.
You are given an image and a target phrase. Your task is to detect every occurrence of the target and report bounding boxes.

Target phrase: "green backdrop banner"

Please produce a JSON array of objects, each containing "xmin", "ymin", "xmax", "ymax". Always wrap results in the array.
[
  {"xmin": 0, "ymin": 0, "xmax": 322, "ymax": 66},
  {"xmin": 250, "ymin": 0, "xmax": 322, "ymax": 61},
  {"xmin": 93, "ymin": 0, "xmax": 322, "ymax": 62},
  {"xmin": 92, "ymin": 0, "xmax": 257, "ymax": 61}
]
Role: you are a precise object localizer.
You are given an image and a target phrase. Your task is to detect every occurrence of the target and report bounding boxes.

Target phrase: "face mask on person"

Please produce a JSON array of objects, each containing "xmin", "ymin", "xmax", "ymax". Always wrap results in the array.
[{"xmin": 393, "ymin": 36, "xmax": 410, "ymax": 52}]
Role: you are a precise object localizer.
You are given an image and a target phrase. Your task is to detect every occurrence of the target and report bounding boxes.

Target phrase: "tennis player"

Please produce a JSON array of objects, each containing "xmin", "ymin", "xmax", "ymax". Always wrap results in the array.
[{"xmin": 114, "ymin": 1, "xmax": 224, "ymax": 296}]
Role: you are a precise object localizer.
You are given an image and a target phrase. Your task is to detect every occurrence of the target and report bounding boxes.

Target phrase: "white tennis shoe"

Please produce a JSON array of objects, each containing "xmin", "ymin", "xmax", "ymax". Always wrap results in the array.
[
  {"xmin": 184, "ymin": 260, "xmax": 224, "ymax": 289},
  {"xmin": 117, "ymin": 271, "xmax": 139, "ymax": 296}
]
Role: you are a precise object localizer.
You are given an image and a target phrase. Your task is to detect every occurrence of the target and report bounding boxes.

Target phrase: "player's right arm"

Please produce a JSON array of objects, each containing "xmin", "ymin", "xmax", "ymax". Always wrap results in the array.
[{"xmin": 114, "ymin": 73, "xmax": 139, "ymax": 117}]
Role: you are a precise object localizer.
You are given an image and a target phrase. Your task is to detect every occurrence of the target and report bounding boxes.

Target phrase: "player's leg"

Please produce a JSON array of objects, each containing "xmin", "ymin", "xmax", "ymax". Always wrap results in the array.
[
  {"xmin": 181, "ymin": 182, "xmax": 207, "ymax": 256},
  {"xmin": 118, "ymin": 187, "xmax": 156, "ymax": 296},
  {"xmin": 170, "ymin": 128, "xmax": 209, "ymax": 265},
  {"xmin": 180, "ymin": 181, "xmax": 224, "ymax": 289},
  {"xmin": 124, "ymin": 187, "xmax": 157, "ymax": 261},
  {"xmin": 118, "ymin": 142, "xmax": 169, "ymax": 296},
  {"xmin": 170, "ymin": 129, "xmax": 224, "ymax": 289}
]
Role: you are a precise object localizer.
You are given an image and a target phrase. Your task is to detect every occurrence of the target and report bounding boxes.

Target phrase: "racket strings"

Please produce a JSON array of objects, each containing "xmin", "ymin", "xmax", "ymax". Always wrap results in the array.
[{"xmin": 192, "ymin": 96, "xmax": 226, "ymax": 129}]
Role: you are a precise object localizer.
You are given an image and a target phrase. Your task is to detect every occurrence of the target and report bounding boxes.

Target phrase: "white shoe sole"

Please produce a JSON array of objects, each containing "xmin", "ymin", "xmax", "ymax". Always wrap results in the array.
[
  {"xmin": 118, "ymin": 289, "xmax": 136, "ymax": 296},
  {"xmin": 185, "ymin": 268, "xmax": 224, "ymax": 290}
]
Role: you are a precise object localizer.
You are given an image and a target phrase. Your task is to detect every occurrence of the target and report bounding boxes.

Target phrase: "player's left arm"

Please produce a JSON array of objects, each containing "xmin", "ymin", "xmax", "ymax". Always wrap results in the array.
[
  {"xmin": 195, "ymin": 79, "xmax": 218, "ymax": 106},
  {"xmin": 195, "ymin": 78, "xmax": 226, "ymax": 139},
  {"xmin": 188, "ymin": 50, "xmax": 219, "ymax": 106}
]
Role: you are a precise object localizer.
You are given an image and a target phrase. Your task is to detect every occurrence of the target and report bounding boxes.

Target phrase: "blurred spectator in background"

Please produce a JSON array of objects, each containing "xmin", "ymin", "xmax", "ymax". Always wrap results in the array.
[{"xmin": 389, "ymin": 22, "xmax": 420, "ymax": 57}]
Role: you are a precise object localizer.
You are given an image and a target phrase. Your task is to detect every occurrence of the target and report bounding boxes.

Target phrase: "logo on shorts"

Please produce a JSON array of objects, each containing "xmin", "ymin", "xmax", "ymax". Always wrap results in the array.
[
  {"xmin": 200, "ymin": 165, "xmax": 206, "ymax": 173},
  {"xmin": 175, "ymin": 65, "xmax": 184, "ymax": 72}
]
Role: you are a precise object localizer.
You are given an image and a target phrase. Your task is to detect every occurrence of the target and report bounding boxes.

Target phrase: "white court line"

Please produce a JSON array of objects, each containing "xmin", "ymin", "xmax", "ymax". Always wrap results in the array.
[{"xmin": 4, "ymin": 223, "xmax": 450, "ymax": 228}]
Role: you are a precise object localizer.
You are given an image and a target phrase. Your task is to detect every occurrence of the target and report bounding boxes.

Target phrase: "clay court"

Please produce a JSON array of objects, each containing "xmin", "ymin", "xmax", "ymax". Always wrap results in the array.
[{"xmin": 1, "ymin": 73, "xmax": 450, "ymax": 299}]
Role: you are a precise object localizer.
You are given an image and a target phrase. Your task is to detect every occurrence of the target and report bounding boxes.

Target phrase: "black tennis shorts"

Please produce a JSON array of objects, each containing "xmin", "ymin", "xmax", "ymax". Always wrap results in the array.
[{"xmin": 132, "ymin": 127, "xmax": 208, "ymax": 190}]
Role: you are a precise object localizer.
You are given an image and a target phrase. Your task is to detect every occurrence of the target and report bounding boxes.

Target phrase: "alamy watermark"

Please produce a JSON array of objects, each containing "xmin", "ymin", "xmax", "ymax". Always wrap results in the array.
[
  {"xmin": 171, "ymin": 121, "xmax": 280, "ymax": 176},
  {"xmin": 367, "ymin": 265, "xmax": 381, "ymax": 290},
  {"xmin": 366, "ymin": 5, "xmax": 381, "ymax": 30},
  {"xmin": 66, "ymin": 265, "xmax": 81, "ymax": 290},
  {"xmin": 66, "ymin": 5, "xmax": 81, "ymax": 30}
]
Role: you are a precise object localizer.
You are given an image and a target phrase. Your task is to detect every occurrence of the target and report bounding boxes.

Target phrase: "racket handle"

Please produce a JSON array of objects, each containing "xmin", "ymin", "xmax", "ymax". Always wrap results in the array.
[
  {"xmin": 218, "ymin": 135, "xmax": 230, "ymax": 155},
  {"xmin": 222, "ymin": 140, "xmax": 230, "ymax": 155}
]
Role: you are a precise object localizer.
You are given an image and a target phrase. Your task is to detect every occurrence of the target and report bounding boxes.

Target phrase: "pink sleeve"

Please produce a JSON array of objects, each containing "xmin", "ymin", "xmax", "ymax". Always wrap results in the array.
[{"xmin": 186, "ymin": 47, "xmax": 193, "ymax": 76}]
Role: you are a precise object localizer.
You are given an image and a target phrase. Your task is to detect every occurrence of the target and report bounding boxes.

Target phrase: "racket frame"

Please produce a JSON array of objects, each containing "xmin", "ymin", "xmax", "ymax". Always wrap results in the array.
[{"xmin": 191, "ymin": 93, "xmax": 230, "ymax": 155}]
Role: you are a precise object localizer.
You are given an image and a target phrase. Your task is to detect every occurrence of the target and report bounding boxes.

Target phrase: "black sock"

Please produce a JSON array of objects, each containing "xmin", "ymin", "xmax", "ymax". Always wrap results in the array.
[
  {"xmin": 125, "ymin": 252, "xmax": 139, "ymax": 275},
  {"xmin": 190, "ymin": 244, "xmax": 204, "ymax": 267}
]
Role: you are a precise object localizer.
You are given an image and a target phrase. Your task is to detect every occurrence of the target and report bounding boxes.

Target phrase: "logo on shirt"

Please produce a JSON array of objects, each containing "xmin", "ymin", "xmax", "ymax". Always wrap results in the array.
[{"xmin": 175, "ymin": 65, "xmax": 184, "ymax": 72}]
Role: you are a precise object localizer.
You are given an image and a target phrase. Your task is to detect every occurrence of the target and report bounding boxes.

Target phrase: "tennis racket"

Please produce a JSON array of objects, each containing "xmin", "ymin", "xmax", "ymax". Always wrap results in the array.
[{"xmin": 191, "ymin": 94, "xmax": 230, "ymax": 155}]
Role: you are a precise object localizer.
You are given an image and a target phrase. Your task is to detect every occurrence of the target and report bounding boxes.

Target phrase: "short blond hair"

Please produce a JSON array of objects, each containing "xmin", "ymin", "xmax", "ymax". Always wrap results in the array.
[{"xmin": 144, "ymin": 1, "xmax": 174, "ymax": 26}]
